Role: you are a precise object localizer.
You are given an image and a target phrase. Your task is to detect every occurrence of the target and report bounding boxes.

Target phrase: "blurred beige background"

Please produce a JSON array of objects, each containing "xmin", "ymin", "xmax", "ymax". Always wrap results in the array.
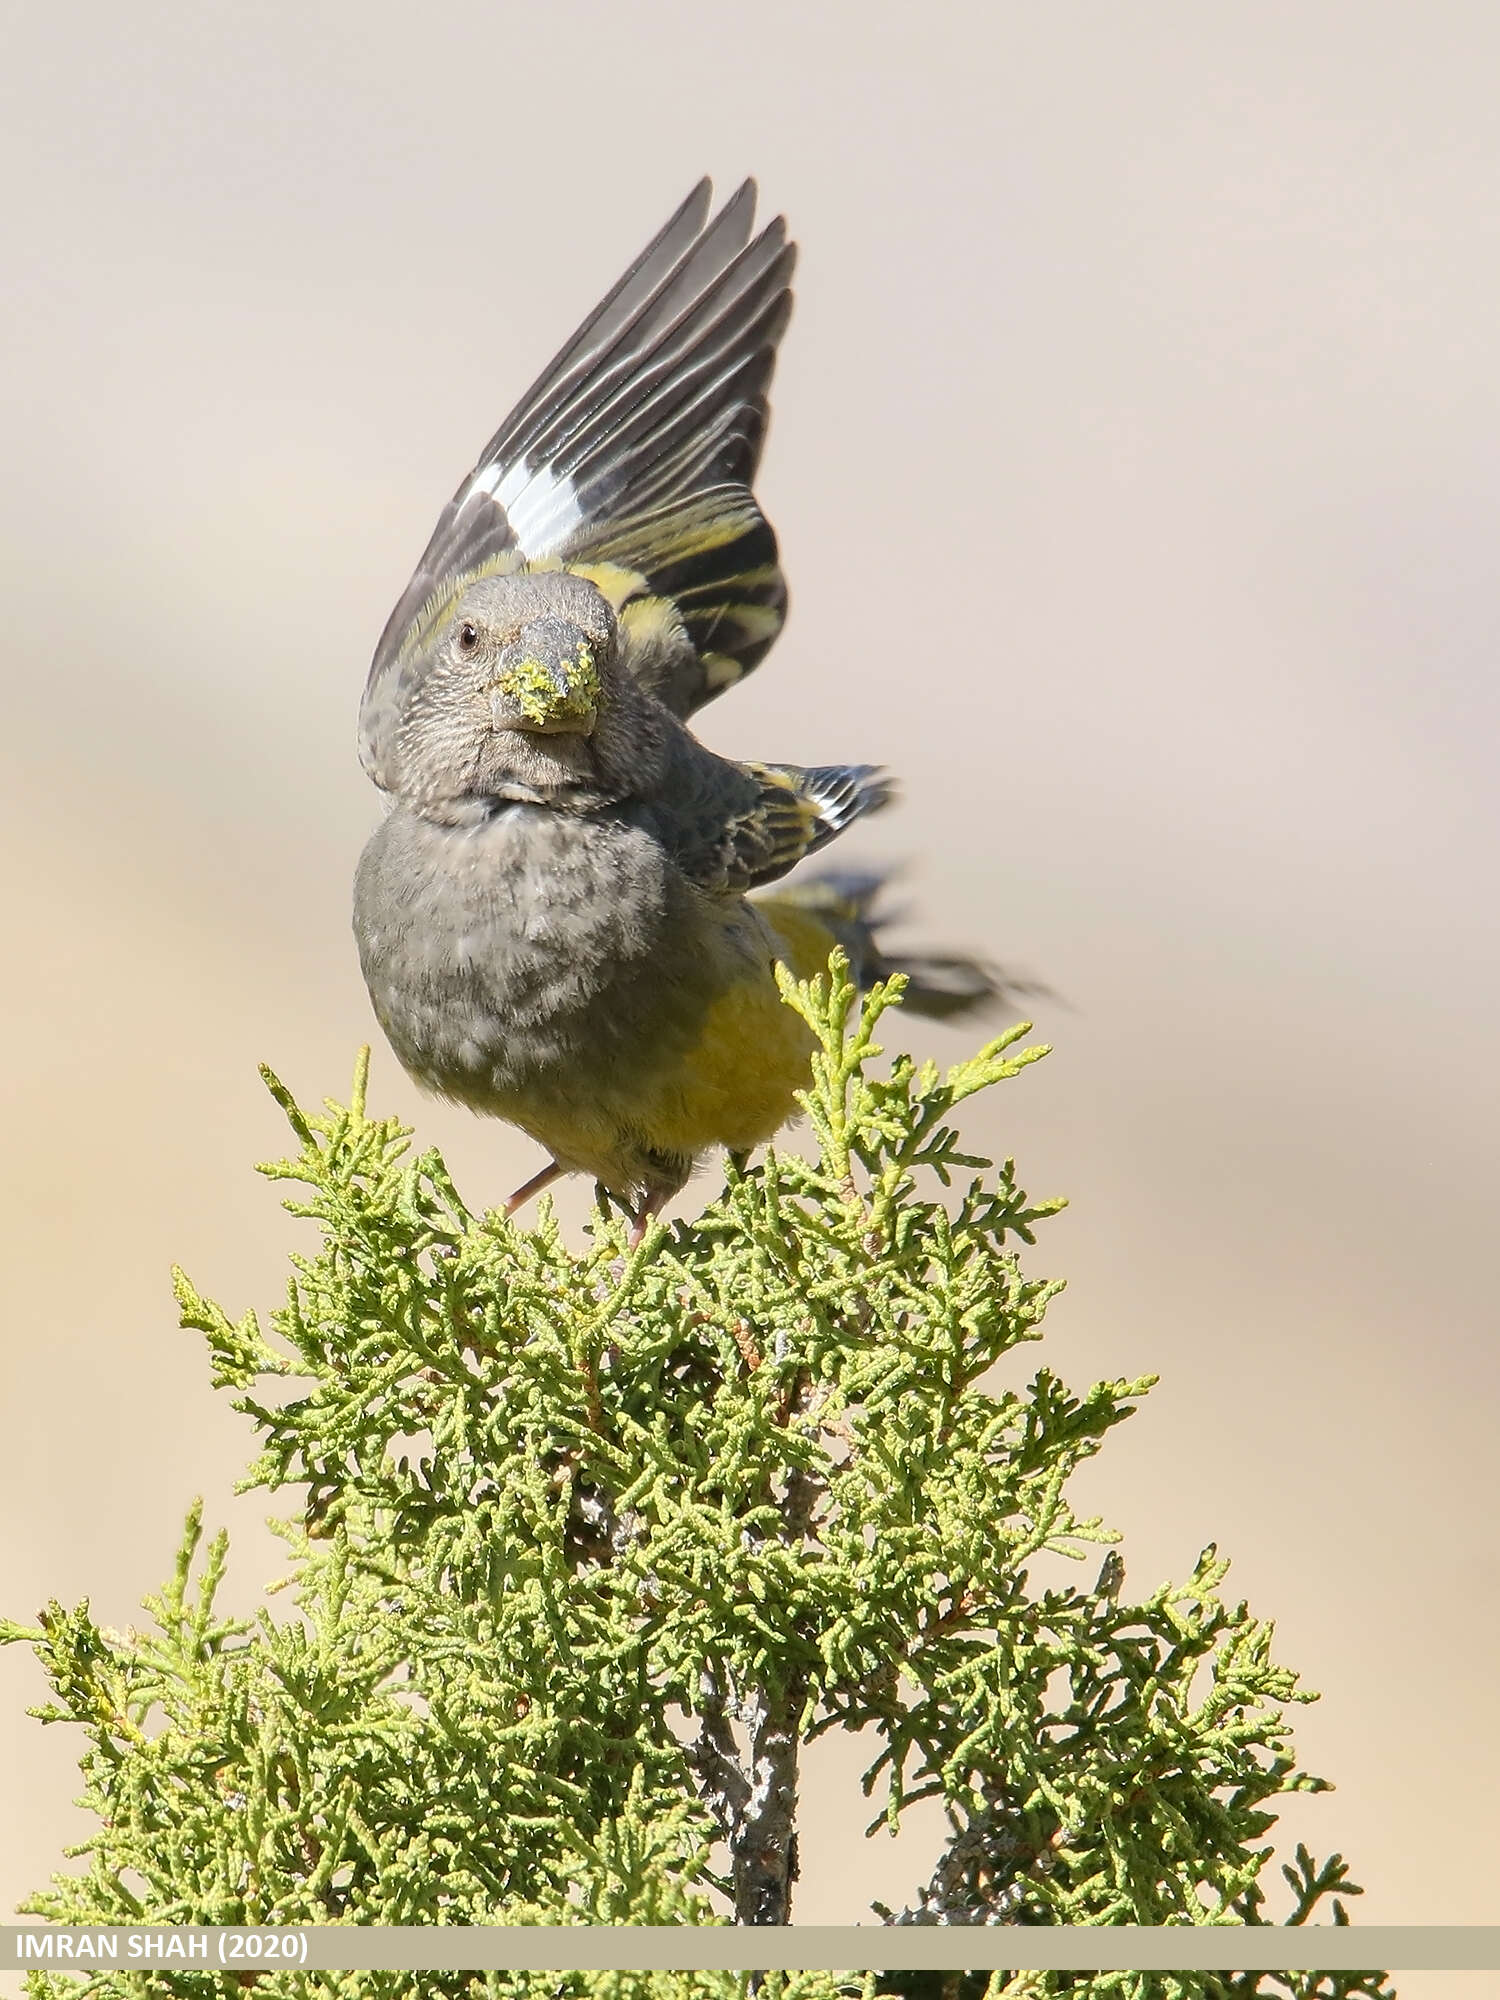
[{"xmin": 2, "ymin": 2, "xmax": 1497, "ymax": 1990}]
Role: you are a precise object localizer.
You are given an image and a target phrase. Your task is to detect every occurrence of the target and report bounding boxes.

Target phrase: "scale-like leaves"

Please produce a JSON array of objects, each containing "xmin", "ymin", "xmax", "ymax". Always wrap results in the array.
[{"xmin": 4, "ymin": 964, "xmax": 1392, "ymax": 2000}]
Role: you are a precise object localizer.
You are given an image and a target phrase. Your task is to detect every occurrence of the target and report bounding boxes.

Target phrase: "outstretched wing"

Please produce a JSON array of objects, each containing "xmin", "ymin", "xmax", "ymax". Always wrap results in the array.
[
  {"xmin": 648, "ymin": 756, "xmax": 894, "ymax": 896},
  {"xmin": 361, "ymin": 180, "xmax": 795, "ymax": 789}
]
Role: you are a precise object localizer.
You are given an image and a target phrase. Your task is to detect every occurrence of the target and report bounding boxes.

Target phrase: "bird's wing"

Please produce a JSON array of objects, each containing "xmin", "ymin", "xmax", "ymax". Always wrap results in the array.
[
  {"xmin": 360, "ymin": 180, "xmax": 794, "ymax": 788},
  {"xmin": 649, "ymin": 755, "xmax": 894, "ymax": 895}
]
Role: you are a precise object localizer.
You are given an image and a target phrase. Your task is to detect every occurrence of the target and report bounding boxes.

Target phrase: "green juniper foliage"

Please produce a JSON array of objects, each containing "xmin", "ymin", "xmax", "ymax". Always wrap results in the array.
[{"xmin": 3, "ymin": 960, "xmax": 1392, "ymax": 2000}]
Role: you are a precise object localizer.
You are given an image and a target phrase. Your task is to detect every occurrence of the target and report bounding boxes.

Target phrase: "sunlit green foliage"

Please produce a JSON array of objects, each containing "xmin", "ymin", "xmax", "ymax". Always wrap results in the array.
[{"xmin": 4, "ymin": 961, "xmax": 1392, "ymax": 1999}]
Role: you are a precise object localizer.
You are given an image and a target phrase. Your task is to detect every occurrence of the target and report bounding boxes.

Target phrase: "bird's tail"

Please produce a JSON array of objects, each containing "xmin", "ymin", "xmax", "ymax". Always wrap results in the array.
[{"xmin": 757, "ymin": 869, "xmax": 1035, "ymax": 1020}]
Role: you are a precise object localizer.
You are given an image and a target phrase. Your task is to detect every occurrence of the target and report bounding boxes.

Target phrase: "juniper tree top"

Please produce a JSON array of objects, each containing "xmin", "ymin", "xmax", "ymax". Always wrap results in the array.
[{"xmin": 4, "ymin": 964, "xmax": 1393, "ymax": 2000}]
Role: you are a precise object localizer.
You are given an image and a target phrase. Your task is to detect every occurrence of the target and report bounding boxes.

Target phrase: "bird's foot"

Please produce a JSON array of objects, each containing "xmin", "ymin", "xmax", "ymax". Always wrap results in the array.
[{"xmin": 627, "ymin": 1188, "xmax": 673, "ymax": 1251}]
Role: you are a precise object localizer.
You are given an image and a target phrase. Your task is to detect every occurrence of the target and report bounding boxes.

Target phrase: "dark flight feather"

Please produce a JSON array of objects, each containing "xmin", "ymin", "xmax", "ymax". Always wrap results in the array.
[{"xmin": 649, "ymin": 757, "xmax": 893, "ymax": 896}]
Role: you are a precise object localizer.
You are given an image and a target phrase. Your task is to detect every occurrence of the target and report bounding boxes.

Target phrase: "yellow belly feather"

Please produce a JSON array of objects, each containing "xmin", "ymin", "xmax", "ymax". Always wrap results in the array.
[
  {"xmin": 623, "ymin": 898, "xmax": 835, "ymax": 1160},
  {"xmin": 499, "ymin": 899, "xmax": 838, "ymax": 1192}
]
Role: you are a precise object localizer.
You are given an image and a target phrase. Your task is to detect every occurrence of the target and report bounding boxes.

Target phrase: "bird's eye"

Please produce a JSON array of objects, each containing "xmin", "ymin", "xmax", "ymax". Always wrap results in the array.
[{"xmin": 458, "ymin": 622, "xmax": 479, "ymax": 652}]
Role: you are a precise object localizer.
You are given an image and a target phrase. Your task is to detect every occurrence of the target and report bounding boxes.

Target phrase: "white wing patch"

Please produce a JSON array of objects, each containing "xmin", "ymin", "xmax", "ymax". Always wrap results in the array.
[{"xmin": 463, "ymin": 457, "xmax": 582, "ymax": 559}]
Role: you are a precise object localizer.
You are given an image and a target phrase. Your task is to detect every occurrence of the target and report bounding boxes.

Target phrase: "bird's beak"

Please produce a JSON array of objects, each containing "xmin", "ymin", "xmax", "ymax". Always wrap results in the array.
[{"xmin": 492, "ymin": 619, "xmax": 601, "ymax": 737}]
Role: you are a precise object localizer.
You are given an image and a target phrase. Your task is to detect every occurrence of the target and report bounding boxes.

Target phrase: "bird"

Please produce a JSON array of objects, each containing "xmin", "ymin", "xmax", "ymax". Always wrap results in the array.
[{"xmin": 353, "ymin": 180, "xmax": 1003, "ymax": 1243}]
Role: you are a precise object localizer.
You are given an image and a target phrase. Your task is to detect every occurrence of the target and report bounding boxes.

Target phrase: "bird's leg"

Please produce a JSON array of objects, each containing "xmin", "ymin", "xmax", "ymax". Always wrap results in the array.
[
  {"xmin": 627, "ymin": 1187, "xmax": 673, "ymax": 1250},
  {"xmin": 505, "ymin": 1159, "xmax": 564, "ymax": 1218}
]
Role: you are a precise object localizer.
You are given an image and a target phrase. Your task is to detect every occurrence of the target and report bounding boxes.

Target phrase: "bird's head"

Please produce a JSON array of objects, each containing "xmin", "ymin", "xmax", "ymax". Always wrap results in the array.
[{"xmin": 394, "ymin": 568, "xmax": 635, "ymax": 809}]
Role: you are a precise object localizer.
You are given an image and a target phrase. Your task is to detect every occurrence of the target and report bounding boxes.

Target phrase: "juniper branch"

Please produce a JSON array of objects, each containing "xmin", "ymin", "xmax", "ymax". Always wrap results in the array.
[{"xmin": 2, "ymin": 959, "xmax": 1395, "ymax": 2000}]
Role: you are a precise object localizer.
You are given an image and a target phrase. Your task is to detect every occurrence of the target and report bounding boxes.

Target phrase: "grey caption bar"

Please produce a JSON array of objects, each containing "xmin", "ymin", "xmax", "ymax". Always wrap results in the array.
[{"xmin": 3, "ymin": 1926, "xmax": 1498, "ymax": 1972}]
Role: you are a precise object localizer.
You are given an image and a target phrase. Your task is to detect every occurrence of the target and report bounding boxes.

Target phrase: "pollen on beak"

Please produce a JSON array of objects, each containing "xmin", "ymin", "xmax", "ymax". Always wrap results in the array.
[{"xmin": 492, "ymin": 618, "xmax": 602, "ymax": 736}]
